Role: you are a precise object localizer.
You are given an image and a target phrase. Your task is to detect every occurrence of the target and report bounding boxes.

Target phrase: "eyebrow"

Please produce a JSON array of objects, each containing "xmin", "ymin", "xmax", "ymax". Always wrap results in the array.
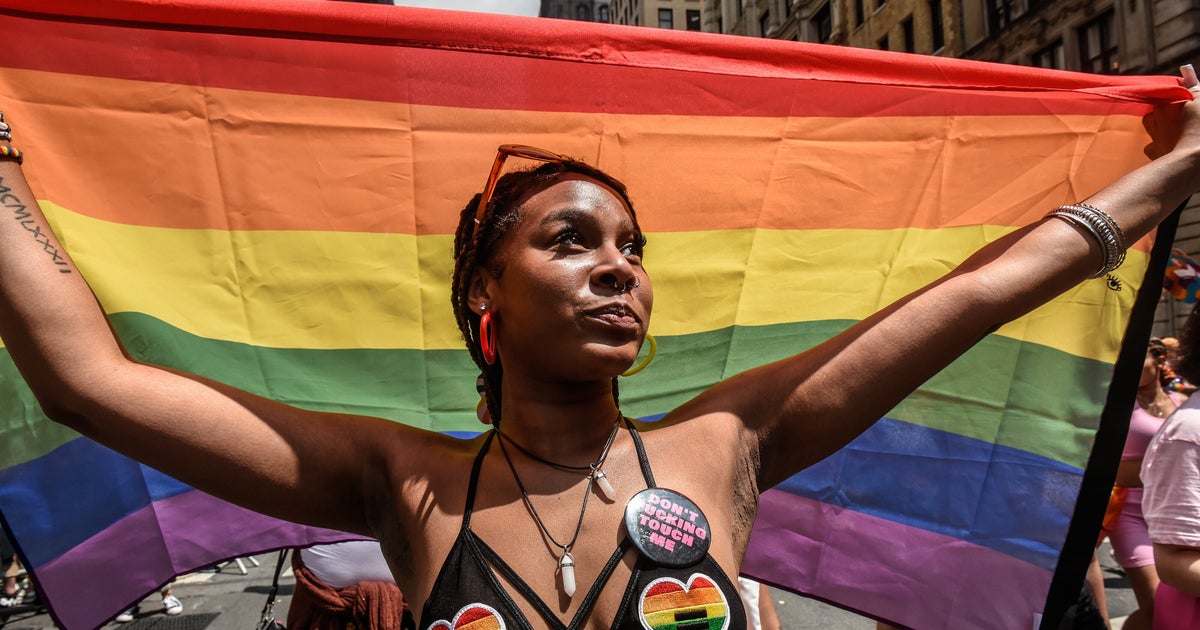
[
  {"xmin": 539, "ymin": 207, "xmax": 636, "ymax": 232},
  {"xmin": 540, "ymin": 208, "xmax": 593, "ymax": 227}
]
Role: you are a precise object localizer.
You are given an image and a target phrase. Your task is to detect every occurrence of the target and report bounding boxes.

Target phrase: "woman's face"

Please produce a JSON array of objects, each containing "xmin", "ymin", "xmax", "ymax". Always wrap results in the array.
[
  {"xmin": 1141, "ymin": 349, "xmax": 1162, "ymax": 387},
  {"xmin": 473, "ymin": 174, "xmax": 653, "ymax": 382}
]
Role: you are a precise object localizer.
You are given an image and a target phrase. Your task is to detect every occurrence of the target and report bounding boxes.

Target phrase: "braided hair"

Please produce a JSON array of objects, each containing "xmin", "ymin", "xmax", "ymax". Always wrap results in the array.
[{"xmin": 451, "ymin": 159, "xmax": 643, "ymax": 426}]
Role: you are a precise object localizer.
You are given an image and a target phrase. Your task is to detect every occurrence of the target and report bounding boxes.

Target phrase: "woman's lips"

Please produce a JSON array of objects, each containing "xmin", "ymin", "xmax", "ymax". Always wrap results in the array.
[{"xmin": 584, "ymin": 303, "xmax": 641, "ymax": 331}]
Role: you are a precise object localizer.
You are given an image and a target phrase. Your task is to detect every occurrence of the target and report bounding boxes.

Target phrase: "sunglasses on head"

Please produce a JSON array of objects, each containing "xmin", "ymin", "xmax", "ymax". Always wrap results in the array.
[{"xmin": 474, "ymin": 145, "xmax": 573, "ymax": 224}]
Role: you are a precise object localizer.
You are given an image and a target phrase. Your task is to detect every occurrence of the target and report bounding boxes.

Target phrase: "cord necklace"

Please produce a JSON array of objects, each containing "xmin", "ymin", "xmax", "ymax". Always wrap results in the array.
[
  {"xmin": 495, "ymin": 414, "xmax": 622, "ymax": 598},
  {"xmin": 495, "ymin": 429, "xmax": 592, "ymax": 472}
]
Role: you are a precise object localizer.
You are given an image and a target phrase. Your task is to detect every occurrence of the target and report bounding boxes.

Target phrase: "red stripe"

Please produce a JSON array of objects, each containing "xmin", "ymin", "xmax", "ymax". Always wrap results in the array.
[{"xmin": 0, "ymin": 3, "xmax": 1183, "ymax": 118}]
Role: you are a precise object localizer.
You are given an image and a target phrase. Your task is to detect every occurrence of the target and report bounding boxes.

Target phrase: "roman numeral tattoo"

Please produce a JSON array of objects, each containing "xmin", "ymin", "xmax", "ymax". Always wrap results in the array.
[{"xmin": 0, "ymin": 178, "xmax": 72, "ymax": 273}]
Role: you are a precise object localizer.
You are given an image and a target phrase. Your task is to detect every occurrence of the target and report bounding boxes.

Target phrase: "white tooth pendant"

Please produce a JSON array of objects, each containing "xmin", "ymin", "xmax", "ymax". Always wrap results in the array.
[
  {"xmin": 559, "ymin": 551, "xmax": 577, "ymax": 597},
  {"xmin": 592, "ymin": 468, "xmax": 615, "ymax": 501}
]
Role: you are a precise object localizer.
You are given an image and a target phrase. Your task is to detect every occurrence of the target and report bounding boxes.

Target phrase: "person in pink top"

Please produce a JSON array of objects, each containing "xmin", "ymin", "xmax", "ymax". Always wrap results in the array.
[
  {"xmin": 1105, "ymin": 339, "xmax": 1187, "ymax": 629},
  {"xmin": 1143, "ymin": 315, "xmax": 1200, "ymax": 629}
]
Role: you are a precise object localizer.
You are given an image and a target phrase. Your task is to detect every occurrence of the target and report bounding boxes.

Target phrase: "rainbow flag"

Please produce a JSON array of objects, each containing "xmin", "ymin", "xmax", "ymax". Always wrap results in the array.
[{"xmin": 0, "ymin": 1, "xmax": 1187, "ymax": 628}]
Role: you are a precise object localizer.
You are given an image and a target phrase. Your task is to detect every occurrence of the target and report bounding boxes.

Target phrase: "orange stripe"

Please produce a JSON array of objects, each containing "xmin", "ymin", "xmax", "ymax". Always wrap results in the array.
[
  {"xmin": 8, "ymin": 68, "xmax": 1151, "ymax": 235},
  {"xmin": 642, "ymin": 585, "xmax": 724, "ymax": 613},
  {"xmin": 457, "ymin": 615, "xmax": 502, "ymax": 630}
]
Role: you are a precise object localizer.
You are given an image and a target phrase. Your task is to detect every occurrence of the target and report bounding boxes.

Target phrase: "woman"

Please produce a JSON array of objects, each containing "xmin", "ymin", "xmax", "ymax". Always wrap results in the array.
[
  {"xmin": 1142, "ymin": 309, "xmax": 1200, "ymax": 628},
  {"xmin": 288, "ymin": 541, "xmax": 413, "ymax": 630},
  {"xmin": 0, "ymin": 71, "xmax": 1198, "ymax": 627},
  {"xmin": 1105, "ymin": 340, "xmax": 1188, "ymax": 629}
]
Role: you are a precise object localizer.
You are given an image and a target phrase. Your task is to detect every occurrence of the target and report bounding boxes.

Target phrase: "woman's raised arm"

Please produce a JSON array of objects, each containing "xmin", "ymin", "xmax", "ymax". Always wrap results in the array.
[
  {"xmin": 679, "ymin": 80, "xmax": 1200, "ymax": 489},
  {"xmin": 0, "ymin": 125, "xmax": 416, "ymax": 536}
]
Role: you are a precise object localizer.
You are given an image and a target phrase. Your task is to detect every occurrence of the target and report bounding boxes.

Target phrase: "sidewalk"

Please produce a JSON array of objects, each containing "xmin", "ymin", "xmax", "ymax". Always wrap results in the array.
[{"xmin": 0, "ymin": 553, "xmax": 294, "ymax": 630}]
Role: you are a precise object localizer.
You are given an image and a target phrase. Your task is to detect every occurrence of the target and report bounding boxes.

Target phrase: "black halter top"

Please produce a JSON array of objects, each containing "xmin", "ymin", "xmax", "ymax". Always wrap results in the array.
[{"xmin": 419, "ymin": 421, "xmax": 747, "ymax": 630}]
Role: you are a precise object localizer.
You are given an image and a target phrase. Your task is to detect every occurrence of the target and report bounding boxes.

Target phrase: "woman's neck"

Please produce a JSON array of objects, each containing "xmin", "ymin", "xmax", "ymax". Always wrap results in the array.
[
  {"xmin": 496, "ymin": 376, "xmax": 623, "ymax": 460},
  {"xmin": 1137, "ymin": 382, "xmax": 1164, "ymax": 404}
]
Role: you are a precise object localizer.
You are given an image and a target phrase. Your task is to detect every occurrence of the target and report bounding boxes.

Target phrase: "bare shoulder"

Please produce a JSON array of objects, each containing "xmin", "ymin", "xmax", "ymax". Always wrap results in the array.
[
  {"xmin": 367, "ymin": 427, "xmax": 491, "ymax": 604},
  {"xmin": 371, "ymin": 424, "xmax": 486, "ymax": 509}
]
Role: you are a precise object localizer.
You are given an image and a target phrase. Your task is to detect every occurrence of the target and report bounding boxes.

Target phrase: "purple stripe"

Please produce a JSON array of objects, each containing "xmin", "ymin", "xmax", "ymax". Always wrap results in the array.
[
  {"xmin": 32, "ymin": 489, "xmax": 360, "ymax": 630},
  {"xmin": 742, "ymin": 490, "xmax": 1052, "ymax": 630}
]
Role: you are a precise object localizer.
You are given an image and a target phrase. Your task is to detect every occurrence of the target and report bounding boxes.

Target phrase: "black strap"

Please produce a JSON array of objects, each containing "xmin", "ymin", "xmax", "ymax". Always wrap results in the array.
[
  {"xmin": 257, "ymin": 549, "xmax": 290, "ymax": 629},
  {"xmin": 456, "ymin": 419, "xmax": 655, "ymax": 629},
  {"xmin": 471, "ymin": 534, "xmax": 634, "ymax": 630},
  {"xmin": 625, "ymin": 417, "xmax": 656, "ymax": 488},
  {"xmin": 462, "ymin": 432, "xmax": 496, "ymax": 529},
  {"xmin": 1040, "ymin": 200, "xmax": 1186, "ymax": 628}
]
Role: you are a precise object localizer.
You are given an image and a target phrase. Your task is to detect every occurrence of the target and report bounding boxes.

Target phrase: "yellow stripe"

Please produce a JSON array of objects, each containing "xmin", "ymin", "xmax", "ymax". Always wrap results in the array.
[
  {"xmin": 643, "ymin": 604, "xmax": 727, "ymax": 627},
  {"xmin": 35, "ymin": 200, "xmax": 1145, "ymax": 361}
]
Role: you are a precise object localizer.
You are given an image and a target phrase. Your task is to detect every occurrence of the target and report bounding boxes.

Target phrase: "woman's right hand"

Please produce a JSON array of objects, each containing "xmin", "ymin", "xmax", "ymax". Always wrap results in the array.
[{"xmin": 1147, "ymin": 66, "xmax": 1200, "ymax": 160}]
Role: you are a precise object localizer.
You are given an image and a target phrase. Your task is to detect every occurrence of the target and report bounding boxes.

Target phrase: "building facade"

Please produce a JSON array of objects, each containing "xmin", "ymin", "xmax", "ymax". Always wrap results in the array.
[
  {"xmin": 541, "ymin": 0, "xmax": 613, "ymax": 22},
  {"xmin": 837, "ymin": 0, "xmax": 962, "ymax": 54},
  {"xmin": 610, "ymin": 0, "xmax": 706, "ymax": 29},
  {"xmin": 692, "ymin": 0, "xmax": 960, "ymax": 52},
  {"xmin": 960, "ymin": 0, "xmax": 1200, "ymax": 75}
]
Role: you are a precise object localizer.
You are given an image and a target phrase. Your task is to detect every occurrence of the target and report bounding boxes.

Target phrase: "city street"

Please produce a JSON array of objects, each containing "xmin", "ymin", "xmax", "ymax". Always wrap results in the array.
[{"xmin": 0, "ymin": 541, "xmax": 1140, "ymax": 630}]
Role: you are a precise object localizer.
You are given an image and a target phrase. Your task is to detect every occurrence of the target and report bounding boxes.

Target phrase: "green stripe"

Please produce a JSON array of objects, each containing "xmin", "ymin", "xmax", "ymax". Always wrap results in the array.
[
  {"xmin": 650, "ymin": 616, "xmax": 728, "ymax": 630},
  {"xmin": 0, "ymin": 312, "xmax": 1110, "ymax": 469}
]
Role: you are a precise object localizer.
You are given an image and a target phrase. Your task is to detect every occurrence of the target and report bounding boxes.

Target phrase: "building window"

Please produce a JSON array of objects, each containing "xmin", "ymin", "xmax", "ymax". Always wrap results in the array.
[
  {"xmin": 785, "ymin": 0, "xmax": 794, "ymax": 14},
  {"xmin": 658, "ymin": 7, "xmax": 673, "ymax": 28},
  {"xmin": 876, "ymin": 0, "xmax": 886, "ymax": 11},
  {"xmin": 1079, "ymin": 10, "xmax": 1118, "ymax": 74},
  {"xmin": 902, "ymin": 15, "xmax": 915, "ymax": 52},
  {"xmin": 853, "ymin": 0, "xmax": 864, "ymax": 26},
  {"xmin": 878, "ymin": 34, "xmax": 889, "ymax": 50},
  {"xmin": 1031, "ymin": 39, "xmax": 1064, "ymax": 69},
  {"xmin": 577, "ymin": 3, "xmax": 590, "ymax": 20},
  {"xmin": 812, "ymin": 3, "xmax": 832, "ymax": 42},
  {"xmin": 986, "ymin": 0, "xmax": 1015, "ymax": 33},
  {"xmin": 599, "ymin": 5, "xmax": 610, "ymax": 21},
  {"xmin": 686, "ymin": 9, "xmax": 701, "ymax": 30},
  {"xmin": 760, "ymin": 11, "xmax": 770, "ymax": 36},
  {"xmin": 928, "ymin": 0, "xmax": 944, "ymax": 51}
]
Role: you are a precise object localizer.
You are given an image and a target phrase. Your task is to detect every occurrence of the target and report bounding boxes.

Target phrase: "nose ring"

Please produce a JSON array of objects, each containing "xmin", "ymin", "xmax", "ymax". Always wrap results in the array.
[{"xmin": 610, "ymin": 277, "xmax": 640, "ymax": 292}]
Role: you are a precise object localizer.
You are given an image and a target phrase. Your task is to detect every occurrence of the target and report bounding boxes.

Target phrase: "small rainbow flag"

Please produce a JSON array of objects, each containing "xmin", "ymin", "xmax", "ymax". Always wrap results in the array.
[
  {"xmin": 640, "ymin": 575, "xmax": 729, "ymax": 630},
  {"xmin": 0, "ymin": 1, "xmax": 1186, "ymax": 628}
]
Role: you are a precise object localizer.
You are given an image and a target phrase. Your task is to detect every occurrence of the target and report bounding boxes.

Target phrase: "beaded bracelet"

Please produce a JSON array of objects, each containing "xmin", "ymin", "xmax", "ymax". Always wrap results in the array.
[
  {"xmin": 0, "ymin": 145, "xmax": 22, "ymax": 165},
  {"xmin": 1045, "ymin": 203, "xmax": 1127, "ymax": 278}
]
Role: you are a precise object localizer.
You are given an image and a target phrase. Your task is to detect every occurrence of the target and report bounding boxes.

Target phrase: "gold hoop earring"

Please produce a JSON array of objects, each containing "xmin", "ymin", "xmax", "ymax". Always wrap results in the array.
[{"xmin": 621, "ymin": 334, "xmax": 657, "ymax": 377}]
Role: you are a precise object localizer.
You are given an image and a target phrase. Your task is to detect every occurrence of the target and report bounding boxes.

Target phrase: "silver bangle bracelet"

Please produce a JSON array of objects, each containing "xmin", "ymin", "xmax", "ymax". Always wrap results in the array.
[
  {"xmin": 1045, "ymin": 203, "xmax": 1127, "ymax": 278},
  {"xmin": 1067, "ymin": 203, "xmax": 1127, "ymax": 251}
]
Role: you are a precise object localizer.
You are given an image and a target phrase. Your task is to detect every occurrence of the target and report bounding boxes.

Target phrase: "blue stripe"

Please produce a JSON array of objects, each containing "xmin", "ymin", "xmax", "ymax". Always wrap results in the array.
[
  {"xmin": 778, "ymin": 417, "xmax": 1081, "ymax": 570},
  {"xmin": 1, "ymin": 414, "xmax": 1078, "ymax": 571},
  {"xmin": 0, "ymin": 439, "xmax": 190, "ymax": 568}
]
